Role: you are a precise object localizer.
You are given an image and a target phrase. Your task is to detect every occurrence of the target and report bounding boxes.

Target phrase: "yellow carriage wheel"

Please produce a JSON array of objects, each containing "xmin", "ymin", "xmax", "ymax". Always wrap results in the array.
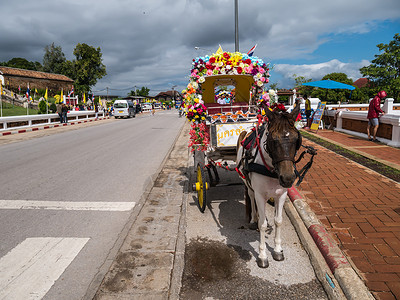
[{"xmin": 195, "ymin": 163, "xmax": 208, "ymax": 212}]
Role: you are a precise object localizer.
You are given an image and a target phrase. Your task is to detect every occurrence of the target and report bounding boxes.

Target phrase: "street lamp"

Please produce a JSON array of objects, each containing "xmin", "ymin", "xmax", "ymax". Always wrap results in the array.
[
  {"xmin": 194, "ymin": 47, "xmax": 212, "ymax": 53},
  {"xmin": 234, "ymin": 0, "xmax": 239, "ymax": 52}
]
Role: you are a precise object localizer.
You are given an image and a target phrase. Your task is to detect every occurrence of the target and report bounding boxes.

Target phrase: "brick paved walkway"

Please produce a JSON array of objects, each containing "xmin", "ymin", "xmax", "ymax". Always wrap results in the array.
[{"xmin": 297, "ymin": 129, "xmax": 400, "ymax": 300}]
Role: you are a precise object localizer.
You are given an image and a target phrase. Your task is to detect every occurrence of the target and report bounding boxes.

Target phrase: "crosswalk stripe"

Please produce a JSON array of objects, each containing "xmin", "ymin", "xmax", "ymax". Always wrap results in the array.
[
  {"xmin": 0, "ymin": 200, "xmax": 136, "ymax": 211},
  {"xmin": 0, "ymin": 237, "xmax": 89, "ymax": 300}
]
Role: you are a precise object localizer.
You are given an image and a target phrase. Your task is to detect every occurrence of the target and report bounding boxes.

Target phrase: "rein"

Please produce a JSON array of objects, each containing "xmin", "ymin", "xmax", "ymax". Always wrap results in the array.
[
  {"xmin": 255, "ymin": 123, "xmax": 273, "ymax": 172},
  {"xmin": 294, "ymin": 144, "xmax": 317, "ymax": 186}
]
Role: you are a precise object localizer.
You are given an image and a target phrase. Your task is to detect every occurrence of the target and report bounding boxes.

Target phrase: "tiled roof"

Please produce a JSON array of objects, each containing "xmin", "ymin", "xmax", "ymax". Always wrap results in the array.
[
  {"xmin": 0, "ymin": 66, "xmax": 73, "ymax": 82},
  {"xmin": 353, "ymin": 78, "xmax": 369, "ymax": 88}
]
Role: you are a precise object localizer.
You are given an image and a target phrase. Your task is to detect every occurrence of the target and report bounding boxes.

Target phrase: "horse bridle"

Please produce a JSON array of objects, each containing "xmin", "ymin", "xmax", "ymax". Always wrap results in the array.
[{"xmin": 263, "ymin": 129, "xmax": 302, "ymax": 166}]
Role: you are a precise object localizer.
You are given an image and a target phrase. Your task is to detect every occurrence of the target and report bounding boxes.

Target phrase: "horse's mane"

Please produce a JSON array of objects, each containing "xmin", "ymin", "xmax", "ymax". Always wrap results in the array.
[{"xmin": 268, "ymin": 111, "xmax": 295, "ymax": 134}]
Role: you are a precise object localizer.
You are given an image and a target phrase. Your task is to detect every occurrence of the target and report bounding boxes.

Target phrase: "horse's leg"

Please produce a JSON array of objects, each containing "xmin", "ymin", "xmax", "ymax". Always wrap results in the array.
[
  {"xmin": 244, "ymin": 186, "xmax": 251, "ymax": 223},
  {"xmin": 272, "ymin": 190, "xmax": 287, "ymax": 261},
  {"xmin": 255, "ymin": 192, "xmax": 269, "ymax": 268},
  {"xmin": 247, "ymin": 187, "xmax": 258, "ymax": 230}
]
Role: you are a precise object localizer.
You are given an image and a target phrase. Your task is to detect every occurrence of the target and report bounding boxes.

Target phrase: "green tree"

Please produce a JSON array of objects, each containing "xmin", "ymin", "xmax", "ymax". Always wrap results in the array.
[
  {"xmin": 1, "ymin": 57, "xmax": 42, "ymax": 71},
  {"xmin": 306, "ymin": 73, "xmax": 354, "ymax": 103},
  {"xmin": 70, "ymin": 43, "xmax": 107, "ymax": 94},
  {"xmin": 43, "ymin": 43, "xmax": 66, "ymax": 74},
  {"xmin": 292, "ymin": 74, "xmax": 313, "ymax": 97},
  {"xmin": 360, "ymin": 33, "xmax": 400, "ymax": 102},
  {"xmin": 128, "ymin": 86, "xmax": 150, "ymax": 97}
]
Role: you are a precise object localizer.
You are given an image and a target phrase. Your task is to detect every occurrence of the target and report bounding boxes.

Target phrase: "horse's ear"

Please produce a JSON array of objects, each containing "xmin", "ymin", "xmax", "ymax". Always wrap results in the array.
[
  {"xmin": 261, "ymin": 102, "xmax": 274, "ymax": 120},
  {"xmin": 289, "ymin": 104, "xmax": 301, "ymax": 122}
]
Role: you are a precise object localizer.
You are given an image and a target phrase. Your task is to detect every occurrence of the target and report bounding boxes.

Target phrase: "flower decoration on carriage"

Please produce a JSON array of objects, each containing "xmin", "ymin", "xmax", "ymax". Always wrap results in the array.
[
  {"xmin": 186, "ymin": 102, "xmax": 207, "ymax": 123},
  {"xmin": 190, "ymin": 51, "xmax": 270, "ymax": 91},
  {"xmin": 188, "ymin": 122, "xmax": 210, "ymax": 152}
]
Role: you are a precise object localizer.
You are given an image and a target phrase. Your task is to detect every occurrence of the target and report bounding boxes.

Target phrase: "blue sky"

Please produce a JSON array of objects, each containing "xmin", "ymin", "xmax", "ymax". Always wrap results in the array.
[{"xmin": 0, "ymin": 0, "xmax": 399, "ymax": 96}]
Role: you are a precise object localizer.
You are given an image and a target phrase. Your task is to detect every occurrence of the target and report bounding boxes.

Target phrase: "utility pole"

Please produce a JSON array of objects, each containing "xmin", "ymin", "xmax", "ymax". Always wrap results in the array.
[
  {"xmin": 106, "ymin": 87, "xmax": 109, "ymax": 101},
  {"xmin": 234, "ymin": 0, "xmax": 239, "ymax": 52}
]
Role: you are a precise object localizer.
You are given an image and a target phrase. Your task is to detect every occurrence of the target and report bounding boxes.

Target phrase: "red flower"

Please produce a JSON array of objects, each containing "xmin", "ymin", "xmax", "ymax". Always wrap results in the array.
[
  {"xmin": 209, "ymin": 57, "xmax": 216, "ymax": 64},
  {"xmin": 244, "ymin": 59, "xmax": 252, "ymax": 65},
  {"xmin": 223, "ymin": 52, "xmax": 230, "ymax": 59},
  {"xmin": 237, "ymin": 67, "xmax": 243, "ymax": 74}
]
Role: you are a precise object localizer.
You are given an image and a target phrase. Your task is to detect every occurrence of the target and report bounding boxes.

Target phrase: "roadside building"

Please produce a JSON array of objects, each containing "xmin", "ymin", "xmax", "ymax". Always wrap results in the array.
[{"xmin": 0, "ymin": 66, "xmax": 74, "ymax": 94}]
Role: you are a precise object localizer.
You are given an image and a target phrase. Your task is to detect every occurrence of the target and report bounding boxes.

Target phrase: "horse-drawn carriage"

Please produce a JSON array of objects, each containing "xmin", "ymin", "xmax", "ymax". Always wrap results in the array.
[{"xmin": 183, "ymin": 49, "xmax": 316, "ymax": 267}]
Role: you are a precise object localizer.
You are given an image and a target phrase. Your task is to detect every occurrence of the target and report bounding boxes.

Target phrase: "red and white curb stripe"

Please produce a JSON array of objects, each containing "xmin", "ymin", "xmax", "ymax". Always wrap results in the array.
[
  {"xmin": 287, "ymin": 186, "xmax": 374, "ymax": 300},
  {"xmin": 0, "ymin": 117, "xmax": 110, "ymax": 136}
]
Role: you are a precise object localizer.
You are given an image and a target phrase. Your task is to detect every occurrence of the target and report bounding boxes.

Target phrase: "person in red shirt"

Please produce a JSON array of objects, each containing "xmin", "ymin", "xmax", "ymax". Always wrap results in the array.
[{"xmin": 367, "ymin": 90, "xmax": 386, "ymax": 142}]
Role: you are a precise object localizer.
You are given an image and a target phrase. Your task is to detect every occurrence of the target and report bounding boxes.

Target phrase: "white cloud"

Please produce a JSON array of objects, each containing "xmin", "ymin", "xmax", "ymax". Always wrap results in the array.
[
  {"xmin": 272, "ymin": 59, "xmax": 371, "ymax": 88},
  {"xmin": 0, "ymin": 0, "xmax": 398, "ymax": 96}
]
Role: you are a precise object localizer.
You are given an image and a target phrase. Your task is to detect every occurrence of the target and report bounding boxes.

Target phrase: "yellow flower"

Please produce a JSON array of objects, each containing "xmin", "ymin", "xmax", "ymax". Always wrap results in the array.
[
  {"xmin": 194, "ymin": 98, "xmax": 199, "ymax": 103},
  {"xmin": 201, "ymin": 116, "xmax": 205, "ymax": 120}
]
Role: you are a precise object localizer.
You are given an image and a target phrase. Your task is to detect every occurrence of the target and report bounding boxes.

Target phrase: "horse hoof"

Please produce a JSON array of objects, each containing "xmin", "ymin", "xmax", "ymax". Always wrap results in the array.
[
  {"xmin": 272, "ymin": 251, "xmax": 285, "ymax": 261},
  {"xmin": 257, "ymin": 258, "xmax": 269, "ymax": 268},
  {"xmin": 249, "ymin": 222, "xmax": 258, "ymax": 230}
]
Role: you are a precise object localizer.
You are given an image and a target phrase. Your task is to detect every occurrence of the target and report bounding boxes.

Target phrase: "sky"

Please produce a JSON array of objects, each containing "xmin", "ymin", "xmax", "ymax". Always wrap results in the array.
[{"xmin": 0, "ymin": 0, "xmax": 399, "ymax": 97}]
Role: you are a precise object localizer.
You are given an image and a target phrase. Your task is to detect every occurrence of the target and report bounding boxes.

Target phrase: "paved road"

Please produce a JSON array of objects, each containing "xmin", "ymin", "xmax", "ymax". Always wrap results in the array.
[{"xmin": 0, "ymin": 110, "xmax": 185, "ymax": 299}]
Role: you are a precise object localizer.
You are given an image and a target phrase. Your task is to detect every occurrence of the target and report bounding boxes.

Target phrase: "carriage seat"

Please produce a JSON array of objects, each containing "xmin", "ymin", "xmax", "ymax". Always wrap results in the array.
[{"xmin": 205, "ymin": 102, "xmax": 249, "ymax": 115}]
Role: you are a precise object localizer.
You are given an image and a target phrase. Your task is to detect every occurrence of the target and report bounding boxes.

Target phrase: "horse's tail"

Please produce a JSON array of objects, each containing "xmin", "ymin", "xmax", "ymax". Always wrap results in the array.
[{"xmin": 237, "ymin": 130, "xmax": 248, "ymax": 153}]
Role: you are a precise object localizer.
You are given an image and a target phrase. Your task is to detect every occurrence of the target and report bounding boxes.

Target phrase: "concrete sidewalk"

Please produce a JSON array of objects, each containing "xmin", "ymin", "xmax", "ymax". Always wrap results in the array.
[{"xmin": 296, "ymin": 129, "xmax": 400, "ymax": 300}]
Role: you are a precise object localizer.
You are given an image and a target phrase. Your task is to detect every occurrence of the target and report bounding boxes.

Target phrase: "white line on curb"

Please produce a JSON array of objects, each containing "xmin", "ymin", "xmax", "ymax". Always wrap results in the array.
[{"xmin": 0, "ymin": 200, "xmax": 136, "ymax": 211}]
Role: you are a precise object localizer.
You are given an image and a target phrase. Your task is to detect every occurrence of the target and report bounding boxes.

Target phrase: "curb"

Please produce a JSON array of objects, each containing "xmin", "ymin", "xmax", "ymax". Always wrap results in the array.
[
  {"xmin": 287, "ymin": 187, "xmax": 374, "ymax": 300},
  {"xmin": 0, "ymin": 116, "xmax": 111, "ymax": 136}
]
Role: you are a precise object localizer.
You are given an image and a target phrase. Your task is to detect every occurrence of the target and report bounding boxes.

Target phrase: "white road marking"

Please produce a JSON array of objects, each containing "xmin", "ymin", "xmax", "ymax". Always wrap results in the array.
[
  {"xmin": 0, "ymin": 200, "xmax": 136, "ymax": 211},
  {"xmin": 0, "ymin": 237, "xmax": 89, "ymax": 300}
]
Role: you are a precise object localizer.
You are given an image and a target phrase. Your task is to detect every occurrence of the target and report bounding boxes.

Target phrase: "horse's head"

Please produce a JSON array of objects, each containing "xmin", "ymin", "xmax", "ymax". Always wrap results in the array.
[{"xmin": 262, "ymin": 104, "xmax": 302, "ymax": 188}]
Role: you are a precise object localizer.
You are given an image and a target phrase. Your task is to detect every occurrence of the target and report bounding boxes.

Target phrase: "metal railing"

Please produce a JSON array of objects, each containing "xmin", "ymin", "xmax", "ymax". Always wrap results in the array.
[{"xmin": 0, "ymin": 110, "xmax": 104, "ymax": 131}]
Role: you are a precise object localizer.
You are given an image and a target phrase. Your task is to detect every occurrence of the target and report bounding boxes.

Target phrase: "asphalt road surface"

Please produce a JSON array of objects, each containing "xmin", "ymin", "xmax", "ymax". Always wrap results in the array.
[{"xmin": 0, "ymin": 110, "xmax": 185, "ymax": 299}]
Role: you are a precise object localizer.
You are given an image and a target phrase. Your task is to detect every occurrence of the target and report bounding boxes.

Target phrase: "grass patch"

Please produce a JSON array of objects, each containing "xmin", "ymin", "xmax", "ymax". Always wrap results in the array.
[
  {"xmin": 0, "ymin": 101, "xmax": 38, "ymax": 116},
  {"xmin": 301, "ymin": 130, "xmax": 400, "ymax": 183}
]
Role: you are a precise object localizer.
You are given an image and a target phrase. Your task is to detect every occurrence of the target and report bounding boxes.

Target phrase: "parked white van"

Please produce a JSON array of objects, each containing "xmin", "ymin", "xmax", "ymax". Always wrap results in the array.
[{"xmin": 113, "ymin": 100, "xmax": 136, "ymax": 118}]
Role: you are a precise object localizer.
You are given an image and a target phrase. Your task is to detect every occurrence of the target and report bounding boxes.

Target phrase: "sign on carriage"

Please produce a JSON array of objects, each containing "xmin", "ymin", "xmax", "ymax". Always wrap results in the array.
[
  {"xmin": 310, "ymin": 101, "xmax": 326, "ymax": 131},
  {"xmin": 216, "ymin": 122, "xmax": 256, "ymax": 147}
]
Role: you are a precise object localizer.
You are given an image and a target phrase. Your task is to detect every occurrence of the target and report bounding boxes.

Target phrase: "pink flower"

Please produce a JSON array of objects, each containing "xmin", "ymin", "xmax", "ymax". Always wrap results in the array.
[
  {"xmin": 258, "ymin": 67, "xmax": 265, "ymax": 74},
  {"xmin": 207, "ymin": 69, "xmax": 213, "ymax": 76}
]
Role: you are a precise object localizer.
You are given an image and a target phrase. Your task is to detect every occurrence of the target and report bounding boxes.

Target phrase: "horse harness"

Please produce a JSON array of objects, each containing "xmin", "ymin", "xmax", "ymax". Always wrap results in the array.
[{"xmin": 237, "ymin": 122, "xmax": 316, "ymax": 187}]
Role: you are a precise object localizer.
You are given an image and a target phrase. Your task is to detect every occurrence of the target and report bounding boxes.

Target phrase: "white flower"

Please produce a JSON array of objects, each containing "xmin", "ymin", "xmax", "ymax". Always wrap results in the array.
[
  {"xmin": 192, "ymin": 81, "xmax": 199, "ymax": 89},
  {"xmin": 220, "ymin": 68, "xmax": 226, "ymax": 74},
  {"xmin": 198, "ymin": 76, "xmax": 205, "ymax": 83},
  {"xmin": 217, "ymin": 61, "xmax": 223, "ymax": 67},
  {"xmin": 257, "ymin": 80, "xmax": 263, "ymax": 87},
  {"xmin": 226, "ymin": 65, "xmax": 232, "ymax": 70}
]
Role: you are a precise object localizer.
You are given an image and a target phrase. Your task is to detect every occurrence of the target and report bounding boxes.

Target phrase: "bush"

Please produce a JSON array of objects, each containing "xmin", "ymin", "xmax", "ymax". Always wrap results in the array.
[
  {"xmin": 38, "ymin": 100, "xmax": 48, "ymax": 114},
  {"xmin": 50, "ymin": 103, "xmax": 57, "ymax": 113}
]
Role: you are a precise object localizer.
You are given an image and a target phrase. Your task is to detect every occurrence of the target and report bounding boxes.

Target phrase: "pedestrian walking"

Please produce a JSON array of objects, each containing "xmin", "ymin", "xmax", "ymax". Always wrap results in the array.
[
  {"xmin": 151, "ymin": 103, "xmax": 155, "ymax": 116},
  {"xmin": 95, "ymin": 104, "xmax": 99, "ymax": 120},
  {"xmin": 62, "ymin": 103, "xmax": 68, "ymax": 123},
  {"xmin": 304, "ymin": 95, "xmax": 311, "ymax": 128},
  {"xmin": 56, "ymin": 103, "xmax": 63, "ymax": 123},
  {"xmin": 367, "ymin": 90, "xmax": 386, "ymax": 142}
]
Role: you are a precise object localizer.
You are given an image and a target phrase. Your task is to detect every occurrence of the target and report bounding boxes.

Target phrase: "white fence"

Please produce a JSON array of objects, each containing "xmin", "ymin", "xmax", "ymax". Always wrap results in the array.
[
  {"xmin": 324, "ymin": 98, "xmax": 400, "ymax": 147},
  {"xmin": 0, "ymin": 110, "xmax": 104, "ymax": 131}
]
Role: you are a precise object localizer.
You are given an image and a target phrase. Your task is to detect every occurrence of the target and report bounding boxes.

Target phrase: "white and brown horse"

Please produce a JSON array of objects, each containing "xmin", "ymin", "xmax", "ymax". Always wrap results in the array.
[{"xmin": 236, "ymin": 104, "xmax": 301, "ymax": 268}]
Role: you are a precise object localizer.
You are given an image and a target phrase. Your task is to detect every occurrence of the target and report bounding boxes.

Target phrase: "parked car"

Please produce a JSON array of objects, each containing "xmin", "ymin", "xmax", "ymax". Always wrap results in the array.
[{"xmin": 113, "ymin": 100, "xmax": 136, "ymax": 118}]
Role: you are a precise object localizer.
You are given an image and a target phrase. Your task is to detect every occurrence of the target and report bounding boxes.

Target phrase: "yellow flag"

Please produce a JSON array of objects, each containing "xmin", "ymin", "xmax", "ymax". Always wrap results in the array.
[
  {"xmin": 60, "ymin": 89, "xmax": 63, "ymax": 104},
  {"xmin": 0, "ymin": 84, "xmax": 2, "ymax": 95},
  {"xmin": 44, "ymin": 88, "xmax": 48, "ymax": 100},
  {"xmin": 83, "ymin": 93, "xmax": 86, "ymax": 104},
  {"xmin": 216, "ymin": 44, "xmax": 223, "ymax": 54}
]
